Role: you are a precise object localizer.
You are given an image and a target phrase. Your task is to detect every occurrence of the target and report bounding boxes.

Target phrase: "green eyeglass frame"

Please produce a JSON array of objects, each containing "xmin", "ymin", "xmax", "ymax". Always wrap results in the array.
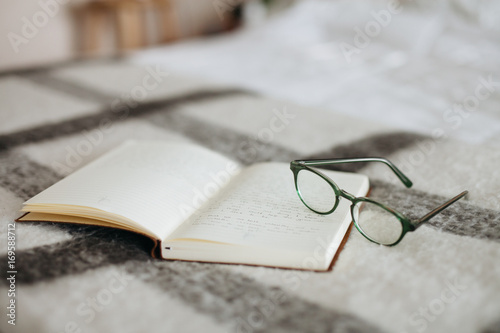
[{"xmin": 290, "ymin": 158, "xmax": 468, "ymax": 246}]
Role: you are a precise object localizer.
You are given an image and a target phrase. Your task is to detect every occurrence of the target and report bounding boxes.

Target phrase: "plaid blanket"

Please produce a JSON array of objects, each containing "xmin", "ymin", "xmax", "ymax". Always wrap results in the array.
[{"xmin": 0, "ymin": 60, "xmax": 499, "ymax": 333}]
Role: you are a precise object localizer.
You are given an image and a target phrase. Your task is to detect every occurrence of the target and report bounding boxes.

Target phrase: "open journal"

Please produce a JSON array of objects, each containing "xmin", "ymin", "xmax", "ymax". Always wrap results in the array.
[{"xmin": 17, "ymin": 141, "xmax": 370, "ymax": 271}]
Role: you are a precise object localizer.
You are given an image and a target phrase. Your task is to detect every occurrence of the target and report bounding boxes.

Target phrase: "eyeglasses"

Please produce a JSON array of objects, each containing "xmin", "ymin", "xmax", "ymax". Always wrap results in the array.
[{"xmin": 290, "ymin": 158, "xmax": 468, "ymax": 246}]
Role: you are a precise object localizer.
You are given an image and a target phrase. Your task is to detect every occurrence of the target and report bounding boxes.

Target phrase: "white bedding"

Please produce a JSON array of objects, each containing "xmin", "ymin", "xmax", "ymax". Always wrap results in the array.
[{"xmin": 130, "ymin": 0, "xmax": 500, "ymax": 144}]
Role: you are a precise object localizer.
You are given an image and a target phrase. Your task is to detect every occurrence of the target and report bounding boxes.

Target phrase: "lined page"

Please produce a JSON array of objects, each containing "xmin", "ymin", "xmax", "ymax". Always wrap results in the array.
[
  {"xmin": 166, "ymin": 163, "xmax": 369, "ymax": 251},
  {"xmin": 24, "ymin": 141, "xmax": 241, "ymax": 239}
]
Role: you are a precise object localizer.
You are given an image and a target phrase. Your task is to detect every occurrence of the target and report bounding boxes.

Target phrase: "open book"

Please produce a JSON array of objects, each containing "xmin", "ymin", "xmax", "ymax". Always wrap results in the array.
[{"xmin": 17, "ymin": 141, "xmax": 369, "ymax": 271}]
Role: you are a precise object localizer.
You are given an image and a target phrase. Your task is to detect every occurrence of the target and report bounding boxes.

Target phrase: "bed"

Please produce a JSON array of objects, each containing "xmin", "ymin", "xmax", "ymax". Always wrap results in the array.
[{"xmin": 1, "ymin": 1, "xmax": 499, "ymax": 332}]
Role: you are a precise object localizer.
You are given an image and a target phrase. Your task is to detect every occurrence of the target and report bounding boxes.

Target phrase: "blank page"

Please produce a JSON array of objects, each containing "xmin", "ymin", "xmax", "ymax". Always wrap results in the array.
[{"xmin": 23, "ymin": 141, "xmax": 241, "ymax": 240}]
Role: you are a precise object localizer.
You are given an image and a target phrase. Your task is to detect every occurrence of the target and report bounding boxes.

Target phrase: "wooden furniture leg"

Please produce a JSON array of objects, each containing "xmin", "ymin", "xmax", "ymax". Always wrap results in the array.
[
  {"xmin": 81, "ymin": 3, "xmax": 107, "ymax": 56},
  {"xmin": 114, "ymin": 1, "xmax": 145, "ymax": 51}
]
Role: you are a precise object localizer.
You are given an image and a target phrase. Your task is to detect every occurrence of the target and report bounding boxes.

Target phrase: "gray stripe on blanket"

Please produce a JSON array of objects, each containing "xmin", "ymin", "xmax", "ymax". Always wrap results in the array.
[
  {"xmin": 144, "ymin": 111, "xmax": 297, "ymax": 164},
  {"xmin": 139, "ymin": 260, "xmax": 385, "ymax": 333},
  {"xmin": 370, "ymin": 180, "xmax": 500, "ymax": 242},
  {"xmin": 305, "ymin": 132, "xmax": 430, "ymax": 173},
  {"xmin": 480, "ymin": 317, "xmax": 500, "ymax": 333},
  {"xmin": 21, "ymin": 71, "xmax": 114, "ymax": 104},
  {"xmin": 0, "ymin": 89, "xmax": 248, "ymax": 152},
  {"xmin": 0, "ymin": 152, "xmax": 61, "ymax": 200},
  {"xmin": 0, "ymin": 229, "xmax": 384, "ymax": 332},
  {"xmin": 0, "ymin": 58, "xmax": 115, "ymax": 78},
  {"xmin": 4, "ymin": 226, "xmax": 153, "ymax": 284},
  {"xmin": 143, "ymin": 113, "xmax": 428, "ymax": 169}
]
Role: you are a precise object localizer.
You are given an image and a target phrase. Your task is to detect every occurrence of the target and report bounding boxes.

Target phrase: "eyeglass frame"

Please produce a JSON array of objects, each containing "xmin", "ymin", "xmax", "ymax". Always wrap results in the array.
[{"xmin": 290, "ymin": 157, "xmax": 468, "ymax": 246}]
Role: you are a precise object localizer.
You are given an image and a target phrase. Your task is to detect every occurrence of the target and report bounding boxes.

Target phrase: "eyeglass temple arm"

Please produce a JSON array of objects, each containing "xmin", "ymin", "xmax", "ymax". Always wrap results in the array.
[
  {"xmin": 413, "ymin": 191, "xmax": 468, "ymax": 229},
  {"xmin": 297, "ymin": 157, "xmax": 413, "ymax": 188}
]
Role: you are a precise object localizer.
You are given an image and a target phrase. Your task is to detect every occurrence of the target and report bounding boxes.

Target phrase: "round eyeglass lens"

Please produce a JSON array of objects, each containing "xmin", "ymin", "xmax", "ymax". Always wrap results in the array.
[
  {"xmin": 352, "ymin": 201, "xmax": 403, "ymax": 245},
  {"xmin": 296, "ymin": 169, "xmax": 337, "ymax": 213}
]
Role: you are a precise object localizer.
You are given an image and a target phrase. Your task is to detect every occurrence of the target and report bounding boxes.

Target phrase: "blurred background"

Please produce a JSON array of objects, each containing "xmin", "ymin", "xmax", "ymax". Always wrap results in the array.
[
  {"xmin": 3, "ymin": 0, "xmax": 497, "ymax": 71},
  {"xmin": 2, "ymin": 0, "xmax": 499, "ymax": 71},
  {"xmin": 1, "ymin": 0, "xmax": 500, "ymax": 143},
  {"xmin": 0, "ymin": 0, "xmax": 277, "ymax": 71}
]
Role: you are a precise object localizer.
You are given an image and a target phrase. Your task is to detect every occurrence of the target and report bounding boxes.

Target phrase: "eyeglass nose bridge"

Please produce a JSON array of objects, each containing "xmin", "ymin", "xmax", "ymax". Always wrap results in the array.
[{"xmin": 339, "ymin": 189, "xmax": 356, "ymax": 201}]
